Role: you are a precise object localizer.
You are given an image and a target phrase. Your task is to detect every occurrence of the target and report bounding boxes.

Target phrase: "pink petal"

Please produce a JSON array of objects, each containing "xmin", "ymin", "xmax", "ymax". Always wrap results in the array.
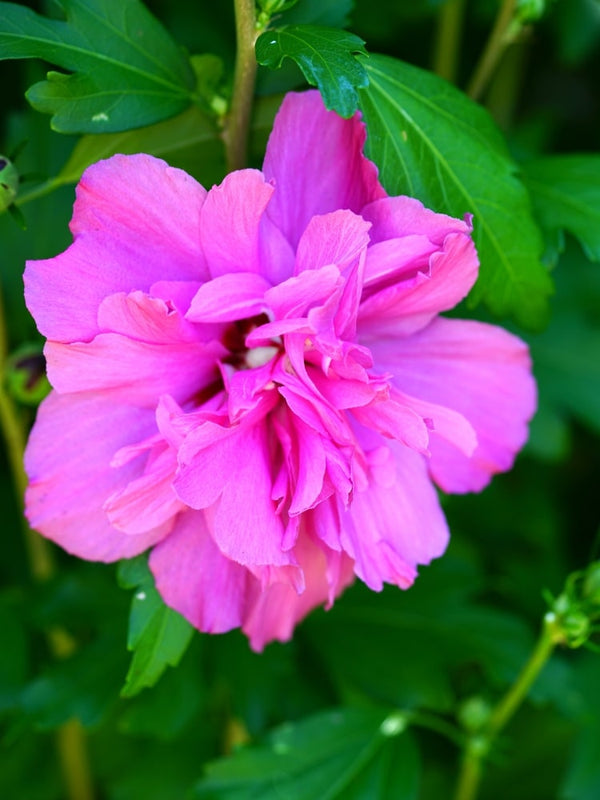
[
  {"xmin": 261, "ymin": 264, "xmax": 342, "ymax": 323},
  {"xmin": 294, "ymin": 210, "xmax": 371, "ymax": 274},
  {"xmin": 186, "ymin": 272, "xmax": 271, "ymax": 323},
  {"xmin": 46, "ymin": 335, "xmax": 223, "ymax": 407},
  {"xmin": 104, "ymin": 443, "xmax": 184, "ymax": 534},
  {"xmin": 363, "ymin": 235, "xmax": 437, "ymax": 288},
  {"xmin": 371, "ymin": 316, "xmax": 536, "ymax": 492},
  {"xmin": 352, "ymin": 396, "xmax": 431, "ymax": 453},
  {"xmin": 150, "ymin": 510, "xmax": 252, "ymax": 633},
  {"xmin": 242, "ymin": 532, "xmax": 355, "ymax": 651},
  {"xmin": 338, "ymin": 443, "xmax": 450, "ymax": 591},
  {"xmin": 45, "ymin": 291, "xmax": 225, "ymax": 405},
  {"xmin": 359, "ymin": 232, "xmax": 479, "ymax": 338},
  {"xmin": 25, "ymin": 154, "xmax": 208, "ymax": 343},
  {"xmin": 24, "ymin": 393, "xmax": 167, "ymax": 561},
  {"xmin": 362, "ymin": 195, "xmax": 472, "ymax": 246},
  {"xmin": 211, "ymin": 425, "xmax": 290, "ymax": 567},
  {"xmin": 97, "ymin": 291, "xmax": 203, "ymax": 342},
  {"xmin": 175, "ymin": 423, "xmax": 290, "ymax": 568},
  {"xmin": 200, "ymin": 170, "xmax": 274, "ymax": 278},
  {"xmin": 262, "ymin": 91, "xmax": 386, "ymax": 248},
  {"xmin": 149, "ymin": 281, "xmax": 202, "ymax": 316}
]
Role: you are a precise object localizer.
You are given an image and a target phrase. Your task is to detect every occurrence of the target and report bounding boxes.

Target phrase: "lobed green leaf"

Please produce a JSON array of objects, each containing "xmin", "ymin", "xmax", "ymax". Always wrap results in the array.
[
  {"xmin": 522, "ymin": 154, "xmax": 600, "ymax": 265},
  {"xmin": 256, "ymin": 25, "xmax": 368, "ymax": 118},
  {"xmin": 117, "ymin": 555, "xmax": 194, "ymax": 697},
  {"xmin": 0, "ymin": 0, "xmax": 196, "ymax": 133},
  {"xmin": 358, "ymin": 54, "xmax": 553, "ymax": 328},
  {"xmin": 194, "ymin": 707, "xmax": 419, "ymax": 799}
]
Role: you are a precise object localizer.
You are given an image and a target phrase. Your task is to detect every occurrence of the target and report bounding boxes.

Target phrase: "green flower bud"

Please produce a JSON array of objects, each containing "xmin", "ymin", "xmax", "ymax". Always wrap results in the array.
[
  {"xmin": 5, "ymin": 345, "xmax": 50, "ymax": 406},
  {"xmin": 0, "ymin": 155, "xmax": 19, "ymax": 211},
  {"xmin": 458, "ymin": 696, "xmax": 492, "ymax": 733},
  {"xmin": 562, "ymin": 611, "xmax": 591, "ymax": 648}
]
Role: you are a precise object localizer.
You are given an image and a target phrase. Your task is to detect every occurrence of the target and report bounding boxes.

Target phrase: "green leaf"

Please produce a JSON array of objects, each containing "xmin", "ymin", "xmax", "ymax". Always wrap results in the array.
[
  {"xmin": 527, "ymin": 242, "xmax": 600, "ymax": 456},
  {"xmin": 117, "ymin": 555, "xmax": 194, "ymax": 697},
  {"xmin": 11, "ymin": 94, "xmax": 282, "ymax": 212},
  {"xmin": 54, "ymin": 104, "xmax": 224, "ymax": 186},
  {"xmin": 0, "ymin": 0, "xmax": 196, "ymax": 133},
  {"xmin": 193, "ymin": 707, "xmax": 420, "ymax": 800},
  {"xmin": 522, "ymin": 155, "xmax": 600, "ymax": 264},
  {"xmin": 20, "ymin": 633, "xmax": 126, "ymax": 728},
  {"xmin": 358, "ymin": 54, "xmax": 553, "ymax": 328},
  {"xmin": 256, "ymin": 25, "xmax": 369, "ymax": 118},
  {"xmin": 118, "ymin": 639, "xmax": 203, "ymax": 740}
]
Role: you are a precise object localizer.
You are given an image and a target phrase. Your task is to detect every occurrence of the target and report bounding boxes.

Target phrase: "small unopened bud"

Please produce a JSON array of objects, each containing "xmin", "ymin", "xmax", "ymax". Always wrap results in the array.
[
  {"xmin": 562, "ymin": 611, "xmax": 591, "ymax": 649},
  {"xmin": 458, "ymin": 696, "xmax": 492, "ymax": 733},
  {"xmin": 5, "ymin": 345, "xmax": 50, "ymax": 405},
  {"xmin": 0, "ymin": 155, "xmax": 19, "ymax": 211}
]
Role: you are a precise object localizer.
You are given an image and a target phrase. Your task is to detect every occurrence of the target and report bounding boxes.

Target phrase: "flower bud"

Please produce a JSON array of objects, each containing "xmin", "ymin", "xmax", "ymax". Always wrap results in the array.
[
  {"xmin": 0, "ymin": 155, "xmax": 19, "ymax": 211},
  {"xmin": 561, "ymin": 611, "xmax": 591, "ymax": 649},
  {"xmin": 5, "ymin": 346, "xmax": 50, "ymax": 406},
  {"xmin": 458, "ymin": 696, "xmax": 492, "ymax": 733}
]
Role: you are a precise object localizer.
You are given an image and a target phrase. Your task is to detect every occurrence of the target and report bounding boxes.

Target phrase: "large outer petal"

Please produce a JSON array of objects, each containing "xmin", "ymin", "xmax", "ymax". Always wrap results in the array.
[
  {"xmin": 199, "ymin": 170, "xmax": 274, "ymax": 278},
  {"xmin": 149, "ymin": 510, "xmax": 252, "ymax": 634},
  {"xmin": 361, "ymin": 195, "xmax": 472, "ymax": 246},
  {"xmin": 370, "ymin": 316, "xmax": 536, "ymax": 492},
  {"xmin": 359, "ymin": 232, "xmax": 479, "ymax": 337},
  {"xmin": 262, "ymin": 91, "xmax": 386, "ymax": 248},
  {"xmin": 24, "ymin": 393, "xmax": 167, "ymax": 561},
  {"xmin": 242, "ymin": 533, "xmax": 355, "ymax": 651},
  {"xmin": 25, "ymin": 154, "xmax": 207, "ymax": 343},
  {"xmin": 45, "ymin": 293, "xmax": 224, "ymax": 406},
  {"xmin": 337, "ymin": 442, "xmax": 450, "ymax": 591},
  {"xmin": 175, "ymin": 423, "xmax": 290, "ymax": 568}
]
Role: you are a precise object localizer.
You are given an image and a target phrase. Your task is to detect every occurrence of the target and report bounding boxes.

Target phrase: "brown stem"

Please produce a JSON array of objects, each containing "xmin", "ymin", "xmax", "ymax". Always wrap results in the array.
[{"xmin": 224, "ymin": 0, "xmax": 259, "ymax": 171}]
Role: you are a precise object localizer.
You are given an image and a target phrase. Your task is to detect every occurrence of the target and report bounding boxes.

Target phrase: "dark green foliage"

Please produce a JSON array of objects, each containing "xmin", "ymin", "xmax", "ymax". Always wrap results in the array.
[
  {"xmin": 256, "ymin": 26, "xmax": 368, "ymax": 117},
  {"xmin": 359, "ymin": 55, "xmax": 553, "ymax": 328},
  {"xmin": 522, "ymin": 155, "xmax": 600, "ymax": 265},
  {"xmin": 0, "ymin": 0, "xmax": 196, "ymax": 132},
  {"xmin": 117, "ymin": 555, "xmax": 194, "ymax": 697},
  {"xmin": 194, "ymin": 708, "xmax": 420, "ymax": 800}
]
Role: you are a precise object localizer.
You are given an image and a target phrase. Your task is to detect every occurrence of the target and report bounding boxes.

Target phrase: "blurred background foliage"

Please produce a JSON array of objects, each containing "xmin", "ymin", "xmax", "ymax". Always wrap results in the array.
[{"xmin": 1, "ymin": 0, "xmax": 600, "ymax": 798}]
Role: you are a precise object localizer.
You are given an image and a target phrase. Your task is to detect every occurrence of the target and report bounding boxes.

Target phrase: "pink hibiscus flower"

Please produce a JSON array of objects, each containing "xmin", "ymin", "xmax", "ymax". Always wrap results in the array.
[{"xmin": 24, "ymin": 91, "xmax": 536, "ymax": 650}]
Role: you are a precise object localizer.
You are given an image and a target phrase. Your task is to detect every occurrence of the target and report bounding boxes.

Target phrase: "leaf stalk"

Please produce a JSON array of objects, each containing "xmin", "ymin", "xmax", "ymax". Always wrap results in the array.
[{"xmin": 467, "ymin": 0, "xmax": 520, "ymax": 101}]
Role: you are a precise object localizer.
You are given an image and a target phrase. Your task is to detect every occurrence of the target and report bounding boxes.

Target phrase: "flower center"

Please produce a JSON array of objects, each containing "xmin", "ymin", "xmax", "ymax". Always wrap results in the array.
[{"xmin": 222, "ymin": 313, "xmax": 281, "ymax": 370}]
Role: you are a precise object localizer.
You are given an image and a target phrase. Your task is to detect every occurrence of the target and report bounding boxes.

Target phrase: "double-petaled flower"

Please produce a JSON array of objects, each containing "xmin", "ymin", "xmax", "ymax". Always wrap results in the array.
[{"xmin": 24, "ymin": 91, "xmax": 535, "ymax": 649}]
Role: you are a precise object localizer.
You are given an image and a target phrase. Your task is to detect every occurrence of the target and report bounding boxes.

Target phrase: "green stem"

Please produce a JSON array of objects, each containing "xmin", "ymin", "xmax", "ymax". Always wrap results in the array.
[
  {"xmin": 0, "ymin": 284, "xmax": 95, "ymax": 800},
  {"xmin": 487, "ymin": 612, "xmax": 560, "ymax": 737},
  {"xmin": 453, "ymin": 612, "xmax": 561, "ymax": 800},
  {"xmin": 454, "ymin": 744, "xmax": 484, "ymax": 800},
  {"xmin": 224, "ymin": 0, "xmax": 259, "ymax": 171},
  {"xmin": 432, "ymin": 0, "xmax": 467, "ymax": 83},
  {"xmin": 467, "ymin": 0, "xmax": 519, "ymax": 101}
]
